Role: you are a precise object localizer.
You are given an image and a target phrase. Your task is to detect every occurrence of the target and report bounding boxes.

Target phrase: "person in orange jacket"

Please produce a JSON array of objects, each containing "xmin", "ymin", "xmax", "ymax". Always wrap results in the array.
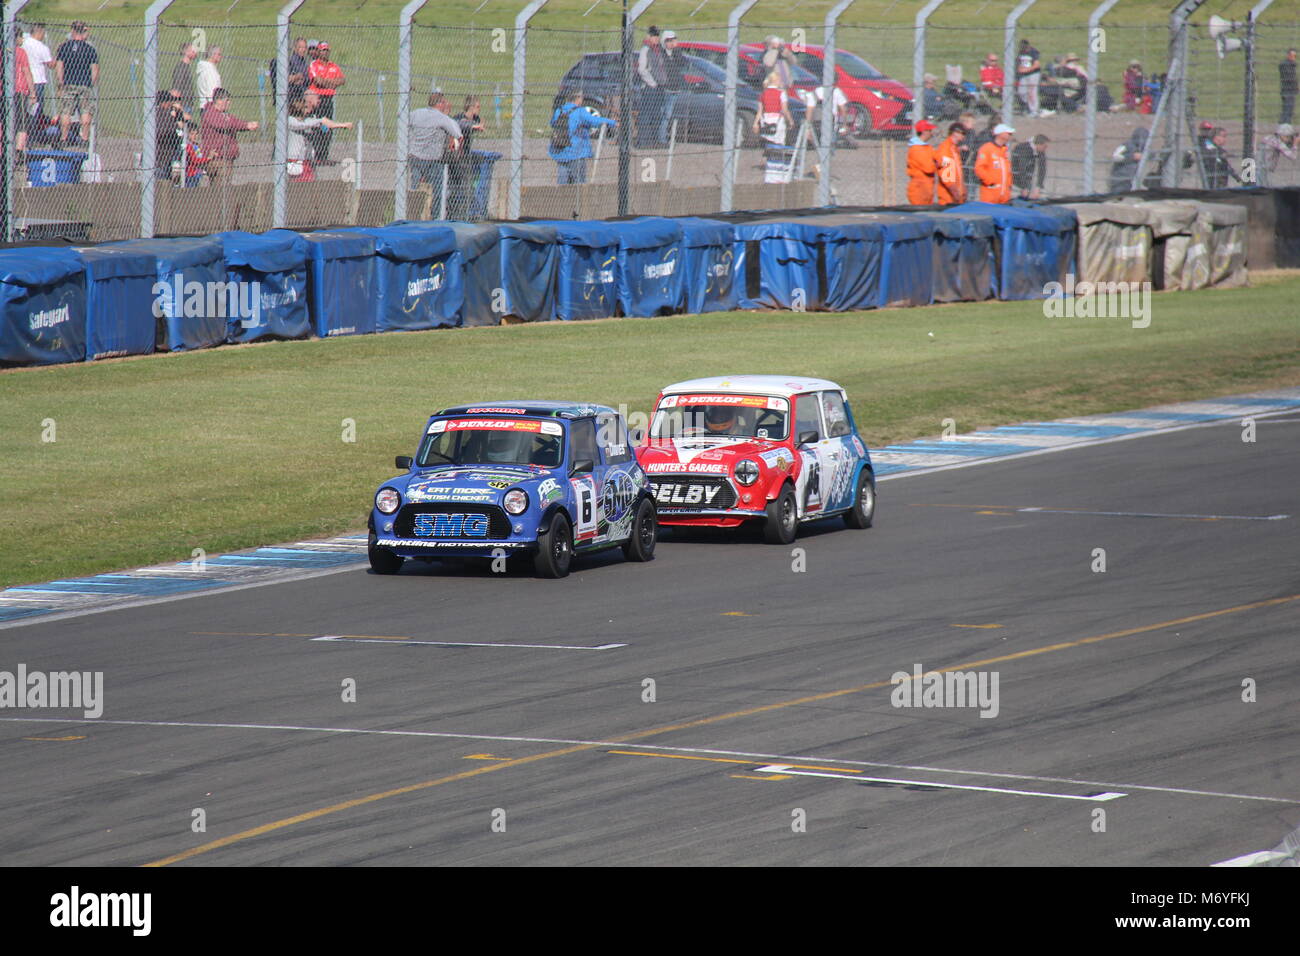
[
  {"xmin": 974, "ymin": 122, "xmax": 1014, "ymax": 203},
  {"xmin": 935, "ymin": 121, "xmax": 967, "ymax": 204},
  {"xmin": 906, "ymin": 119, "xmax": 938, "ymax": 205}
]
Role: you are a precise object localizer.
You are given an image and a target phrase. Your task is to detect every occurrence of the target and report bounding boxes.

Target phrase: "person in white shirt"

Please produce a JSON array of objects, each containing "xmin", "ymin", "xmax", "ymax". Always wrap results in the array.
[
  {"xmin": 195, "ymin": 47, "xmax": 223, "ymax": 108},
  {"xmin": 22, "ymin": 23, "xmax": 53, "ymax": 116}
]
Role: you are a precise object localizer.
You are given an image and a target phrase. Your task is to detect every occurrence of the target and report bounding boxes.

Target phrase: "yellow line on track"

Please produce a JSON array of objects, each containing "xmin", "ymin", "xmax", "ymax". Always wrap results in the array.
[{"xmin": 145, "ymin": 592, "xmax": 1300, "ymax": 866}]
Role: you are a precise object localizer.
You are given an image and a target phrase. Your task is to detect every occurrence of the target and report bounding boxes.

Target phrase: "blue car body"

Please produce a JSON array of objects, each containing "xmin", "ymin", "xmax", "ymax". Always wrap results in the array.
[{"xmin": 368, "ymin": 401, "xmax": 654, "ymax": 575}]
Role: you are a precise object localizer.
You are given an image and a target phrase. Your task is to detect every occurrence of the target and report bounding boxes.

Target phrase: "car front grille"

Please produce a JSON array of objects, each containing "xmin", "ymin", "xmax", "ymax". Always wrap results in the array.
[
  {"xmin": 648, "ymin": 476, "xmax": 738, "ymax": 510},
  {"xmin": 394, "ymin": 504, "xmax": 513, "ymax": 540}
]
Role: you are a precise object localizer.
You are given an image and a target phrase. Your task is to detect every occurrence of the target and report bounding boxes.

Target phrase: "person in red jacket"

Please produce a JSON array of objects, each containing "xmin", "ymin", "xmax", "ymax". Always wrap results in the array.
[
  {"xmin": 906, "ymin": 120, "xmax": 938, "ymax": 204},
  {"xmin": 935, "ymin": 122, "xmax": 967, "ymax": 204},
  {"xmin": 979, "ymin": 52, "xmax": 1004, "ymax": 101},
  {"xmin": 200, "ymin": 88, "xmax": 258, "ymax": 183},
  {"xmin": 974, "ymin": 123, "xmax": 1013, "ymax": 203}
]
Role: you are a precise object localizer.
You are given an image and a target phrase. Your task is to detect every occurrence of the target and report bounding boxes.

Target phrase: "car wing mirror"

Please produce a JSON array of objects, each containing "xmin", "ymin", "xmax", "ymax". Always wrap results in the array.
[
  {"xmin": 395, "ymin": 455, "xmax": 413, "ymax": 470},
  {"xmin": 571, "ymin": 458, "xmax": 594, "ymax": 476},
  {"xmin": 798, "ymin": 430, "xmax": 820, "ymax": 446}
]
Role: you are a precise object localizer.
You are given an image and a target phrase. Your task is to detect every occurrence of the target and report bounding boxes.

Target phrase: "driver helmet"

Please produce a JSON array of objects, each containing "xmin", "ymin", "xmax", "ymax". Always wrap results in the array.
[
  {"xmin": 704, "ymin": 405, "xmax": 736, "ymax": 434},
  {"xmin": 484, "ymin": 430, "xmax": 517, "ymax": 462}
]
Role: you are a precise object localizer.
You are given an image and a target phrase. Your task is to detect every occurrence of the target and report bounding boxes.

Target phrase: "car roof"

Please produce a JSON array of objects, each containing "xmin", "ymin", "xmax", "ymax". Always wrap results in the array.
[
  {"xmin": 435, "ymin": 401, "xmax": 615, "ymax": 419},
  {"xmin": 659, "ymin": 375, "xmax": 844, "ymax": 399}
]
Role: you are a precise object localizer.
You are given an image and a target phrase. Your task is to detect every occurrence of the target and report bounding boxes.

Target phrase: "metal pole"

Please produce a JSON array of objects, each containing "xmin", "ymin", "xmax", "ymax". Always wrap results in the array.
[
  {"xmin": 818, "ymin": 0, "xmax": 854, "ymax": 207},
  {"xmin": 141, "ymin": 0, "xmax": 175, "ymax": 239},
  {"xmin": 1083, "ymin": 0, "xmax": 1122, "ymax": 194},
  {"xmin": 1003, "ymin": 0, "xmax": 1039, "ymax": 129},
  {"xmin": 1133, "ymin": 52, "xmax": 1179, "ymax": 189},
  {"xmin": 508, "ymin": 0, "xmax": 550, "ymax": 222},
  {"xmin": 394, "ymin": 0, "xmax": 429, "ymax": 222},
  {"xmin": 1166, "ymin": 1, "xmax": 1205, "ymax": 189},
  {"xmin": 721, "ymin": 0, "xmax": 760, "ymax": 213},
  {"xmin": 3, "ymin": 0, "xmax": 32, "ymax": 241},
  {"xmin": 274, "ymin": 0, "xmax": 308, "ymax": 229},
  {"xmin": 620, "ymin": 0, "xmax": 656, "ymax": 216},
  {"xmin": 1244, "ymin": 0, "xmax": 1276, "ymax": 173},
  {"xmin": 912, "ymin": 0, "xmax": 945, "ymax": 125}
]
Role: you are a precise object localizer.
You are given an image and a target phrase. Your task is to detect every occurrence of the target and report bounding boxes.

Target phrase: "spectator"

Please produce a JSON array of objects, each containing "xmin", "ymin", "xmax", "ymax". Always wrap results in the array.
[
  {"xmin": 752, "ymin": 71, "xmax": 795, "ymax": 147},
  {"xmin": 1281, "ymin": 49, "xmax": 1297, "ymax": 126},
  {"xmin": 1012, "ymin": 133, "xmax": 1049, "ymax": 199},
  {"xmin": 957, "ymin": 111, "xmax": 977, "ymax": 183},
  {"xmin": 196, "ymin": 46, "xmax": 222, "ymax": 109},
  {"xmin": 154, "ymin": 89, "xmax": 186, "ymax": 180},
  {"xmin": 804, "ymin": 83, "xmax": 852, "ymax": 147},
  {"xmin": 409, "ymin": 92, "xmax": 463, "ymax": 210},
  {"xmin": 12, "ymin": 26, "xmax": 36, "ymax": 157},
  {"xmin": 635, "ymin": 25, "xmax": 667, "ymax": 148},
  {"xmin": 183, "ymin": 122, "xmax": 208, "ymax": 187},
  {"xmin": 1123, "ymin": 61, "xmax": 1143, "ymax": 112},
  {"xmin": 172, "ymin": 41, "xmax": 198, "ymax": 115},
  {"xmin": 975, "ymin": 122, "xmax": 1013, "ymax": 203},
  {"xmin": 936, "ymin": 121, "xmax": 967, "ymax": 204},
  {"xmin": 660, "ymin": 30, "xmax": 688, "ymax": 145},
  {"xmin": 761, "ymin": 35, "xmax": 797, "ymax": 91},
  {"xmin": 979, "ymin": 52, "xmax": 1003, "ymax": 100},
  {"xmin": 548, "ymin": 89, "xmax": 616, "ymax": 185},
  {"xmin": 1109, "ymin": 127, "xmax": 1149, "ymax": 192},
  {"xmin": 906, "ymin": 119, "xmax": 938, "ymax": 205},
  {"xmin": 54, "ymin": 20, "xmax": 98, "ymax": 147},
  {"xmin": 200, "ymin": 87, "xmax": 258, "ymax": 183},
  {"xmin": 288, "ymin": 94, "xmax": 350, "ymax": 182},
  {"xmin": 1015, "ymin": 38, "xmax": 1042, "ymax": 117},
  {"xmin": 306, "ymin": 39, "xmax": 320, "ymax": 61},
  {"xmin": 21, "ymin": 23, "xmax": 53, "ymax": 118},
  {"xmin": 268, "ymin": 36, "xmax": 310, "ymax": 106},
  {"xmin": 308, "ymin": 41, "xmax": 346, "ymax": 164},
  {"xmin": 922, "ymin": 73, "xmax": 943, "ymax": 120},
  {"xmin": 1201, "ymin": 126, "xmax": 1241, "ymax": 189},
  {"xmin": 1055, "ymin": 54, "xmax": 1086, "ymax": 113},
  {"xmin": 448, "ymin": 94, "xmax": 485, "ymax": 218},
  {"xmin": 1260, "ymin": 124, "xmax": 1297, "ymax": 186}
]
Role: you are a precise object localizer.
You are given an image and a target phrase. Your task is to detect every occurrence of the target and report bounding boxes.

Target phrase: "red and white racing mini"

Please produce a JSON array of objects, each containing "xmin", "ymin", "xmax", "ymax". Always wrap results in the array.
[{"xmin": 635, "ymin": 375, "xmax": 876, "ymax": 543}]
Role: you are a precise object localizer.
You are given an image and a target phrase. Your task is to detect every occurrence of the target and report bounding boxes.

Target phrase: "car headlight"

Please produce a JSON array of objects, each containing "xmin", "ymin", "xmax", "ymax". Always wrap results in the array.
[
  {"xmin": 503, "ymin": 489, "xmax": 529, "ymax": 515},
  {"xmin": 375, "ymin": 487, "xmax": 400, "ymax": 514},
  {"xmin": 735, "ymin": 459, "xmax": 760, "ymax": 486}
]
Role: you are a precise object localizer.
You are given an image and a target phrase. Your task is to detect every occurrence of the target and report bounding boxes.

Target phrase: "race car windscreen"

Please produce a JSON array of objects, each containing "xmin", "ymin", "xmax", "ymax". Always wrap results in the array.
[
  {"xmin": 836, "ymin": 52, "xmax": 884, "ymax": 79},
  {"xmin": 650, "ymin": 395, "xmax": 790, "ymax": 441},
  {"xmin": 417, "ymin": 418, "xmax": 565, "ymax": 468}
]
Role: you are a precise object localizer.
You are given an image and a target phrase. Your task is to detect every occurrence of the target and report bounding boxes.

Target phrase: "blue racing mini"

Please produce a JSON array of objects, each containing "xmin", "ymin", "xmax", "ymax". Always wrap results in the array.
[{"xmin": 368, "ymin": 401, "xmax": 657, "ymax": 578}]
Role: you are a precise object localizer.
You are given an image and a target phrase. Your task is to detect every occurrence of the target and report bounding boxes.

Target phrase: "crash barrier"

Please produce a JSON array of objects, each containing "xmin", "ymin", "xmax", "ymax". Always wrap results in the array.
[{"xmin": 3, "ymin": 190, "xmax": 1276, "ymax": 368}]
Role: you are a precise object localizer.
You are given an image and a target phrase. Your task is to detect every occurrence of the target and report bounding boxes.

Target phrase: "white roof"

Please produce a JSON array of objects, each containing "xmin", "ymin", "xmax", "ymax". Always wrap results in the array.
[{"xmin": 660, "ymin": 375, "xmax": 844, "ymax": 399}]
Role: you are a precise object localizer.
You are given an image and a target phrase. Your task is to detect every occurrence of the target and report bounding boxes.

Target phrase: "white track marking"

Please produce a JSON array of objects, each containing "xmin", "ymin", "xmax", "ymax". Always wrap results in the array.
[
  {"xmin": 311, "ymin": 636, "xmax": 627, "ymax": 651},
  {"xmin": 1017, "ymin": 507, "xmax": 1289, "ymax": 521},
  {"xmin": 752, "ymin": 764, "xmax": 1127, "ymax": 801},
  {"xmin": 1, "ymin": 716, "xmax": 1293, "ymax": 805}
]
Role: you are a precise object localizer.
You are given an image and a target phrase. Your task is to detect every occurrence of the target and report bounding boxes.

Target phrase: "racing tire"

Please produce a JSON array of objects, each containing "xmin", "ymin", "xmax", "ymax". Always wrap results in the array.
[
  {"xmin": 846, "ymin": 102, "xmax": 872, "ymax": 138},
  {"xmin": 763, "ymin": 486, "xmax": 799, "ymax": 545},
  {"xmin": 622, "ymin": 498, "xmax": 657, "ymax": 562},
  {"xmin": 536, "ymin": 512, "xmax": 574, "ymax": 579},
  {"xmin": 844, "ymin": 471, "xmax": 876, "ymax": 529},
  {"xmin": 368, "ymin": 533, "xmax": 404, "ymax": 575}
]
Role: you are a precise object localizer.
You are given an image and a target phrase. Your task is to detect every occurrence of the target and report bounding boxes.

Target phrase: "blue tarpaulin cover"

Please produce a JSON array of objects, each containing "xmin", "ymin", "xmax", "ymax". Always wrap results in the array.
[
  {"xmin": 948, "ymin": 202, "xmax": 1074, "ymax": 300},
  {"xmin": 74, "ymin": 244, "xmax": 157, "ymax": 360},
  {"xmin": 733, "ymin": 220, "xmax": 826, "ymax": 311},
  {"xmin": 433, "ymin": 221, "xmax": 502, "ymax": 327},
  {"xmin": 529, "ymin": 220, "xmax": 621, "ymax": 320},
  {"xmin": 210, "ymin": 230, "xmax": 310, "ymax": 343},
  {"xmin": 676, "ymin": 217, "xmax": 736, "ymax": 313},
  {"xmin": 0, "ymin": 248, "xmax": 87, "ymax": 365},
  {"xmin": 98, "ymin": 237, "xmax": 226, "ymax": 350},
  {"xmin": 617, "ymin": 218, "xmax": 685, "ymax": 317},
  {"xmin": 793, "ymin": 213, "xmax": 938, "ymax": 310},
  {"xmin": 925, "ymin": 212, "xmax": 995, "ymax": 302},
  {"xmin": 1014, "ymin": 201, "xmax": 1079, "ymax": 284},
  {"xmin": 498, "ymin": 223, "xmax": 559, "ymax": 322},
  {"xmin": 345, "ymin": 223, "xmax": 464, "ymax": 331},
  {"xmin": 272, "ymin": 229, "xmax": 376, "ymax": 338}
]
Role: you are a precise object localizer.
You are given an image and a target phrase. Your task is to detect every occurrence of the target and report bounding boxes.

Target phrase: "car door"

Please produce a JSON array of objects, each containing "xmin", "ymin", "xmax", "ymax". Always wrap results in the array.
[
  {"xmin": 567, "ymin": 417, "xmax": 603, "ymax": 547},
  {"xmin": 595, "ymin": 412, "xmax": 640, "ymax": 544},
  {"xmin": 792, "ymin": 393, "xmax": 828, "ymax": 517},
  {"xmin": 817, "ymin": 390, "xmax": 858, "ymax": 513}
]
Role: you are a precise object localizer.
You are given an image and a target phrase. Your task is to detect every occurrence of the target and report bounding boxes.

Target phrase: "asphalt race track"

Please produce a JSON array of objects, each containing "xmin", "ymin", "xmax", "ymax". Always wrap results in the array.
[{"xmin": 2, "ymin": 416, "xmax": 1296, "ymax": 866}]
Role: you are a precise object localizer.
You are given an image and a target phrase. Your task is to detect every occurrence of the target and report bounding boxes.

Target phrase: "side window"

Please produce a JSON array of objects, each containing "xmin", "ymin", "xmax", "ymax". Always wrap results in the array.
[
  {"xmin": 596, "ymin": 413, "xmax": 632, "ymax": 464},
  {"xmin": 795, "ymin": 395, "xmax": 822, "ymax": 443},
  {"xmin": 820, "ymin": 391, "xmax": 851, "ymax": 438},
  {"xmin": 796, "ymin": 52, "xmax": 822, "ymax": 74},
  {"xmin": 569, "ymin": 418, "xmax": 599, "ymax": 467}
]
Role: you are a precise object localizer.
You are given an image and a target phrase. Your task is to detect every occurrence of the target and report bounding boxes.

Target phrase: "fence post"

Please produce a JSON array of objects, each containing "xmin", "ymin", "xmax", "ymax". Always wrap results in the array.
[
  {"xmin": 141, "ymin": 0, "xmax": 175, "ymax": 240},
  {"xmin": 508, "ymin": 0, "xmax": 550, "ymax": 222},
  {"xmin": 818, "ymin": 0, "xmax": 855, "ymax": 207},
  {"xmin": 274, "ymin": 0, "xmax": 309, "ymax": 229},
  {"xmin": 3, "ymin": 0, "xmax": 32, "ymax": 242},
  {"xmin": 620, "ymin": 0, "xmax": 657, "ymax": 216},
  {"xmin": 1003, "ymin": 0, "xmax": 1039, "ymax": 129},
  {"xmin": 1165, "ymin": 1, "xmax": 1205, "ymax": 189},
  {"xmin": 1243, "ymin": 0, "xmax": 1276, "ymax": 172},
  {"xmin": 721, "ymin": 0, "xmax": 760, "ymax": 213},
  {"xmin": 395, "ymin": 0, "xmax": 429, "ymax": 222},
  {"xmin": 912, "ymin": 0, "xmax": 945, "ymax": 126},
  {"xmin": 1133, "ymin": 52, "xmax": 1180, "ymax": 189},
  {"xmin": 1083, "ymin": 0, "xmax": 1122, "ymax": 194}
]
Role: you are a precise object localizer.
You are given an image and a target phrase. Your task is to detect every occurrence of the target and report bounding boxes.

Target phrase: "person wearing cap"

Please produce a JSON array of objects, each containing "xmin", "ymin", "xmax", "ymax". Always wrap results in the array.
[
  {"xmin": 975, "ymin": 123, "xmax": 1014, "ymax": 203},
  {"xmin": 1260, "ymin": 123, "xmax": 1297, "ymax": 186},
  {"xmin": 906, "ymin": 120, "xmax": 939, "ymax": 205},
  {"xmin": 936, "ymin": 122, "xmax": 967, "ymax": 204},
  {"xmin": 1012, "ymin": 133, "xmax": 1049, "ymax": 200},
  {"xmin": 196, "ymin": 45, "xmax": 222, "ymax": 110},
  {"xmin": 636, "ymin": 25, "xmax": 668, "ymax": 148},
  {"xmin": 980, "ymin": 53, "xmax": 1003, "ymax": 101},
  {"xmin": 660, "ymin": 30, "xmax": 687, "ymax": 146},
  {"xmin": 308, "ymin": 41, "xmax": 346, "ymax": 164}
]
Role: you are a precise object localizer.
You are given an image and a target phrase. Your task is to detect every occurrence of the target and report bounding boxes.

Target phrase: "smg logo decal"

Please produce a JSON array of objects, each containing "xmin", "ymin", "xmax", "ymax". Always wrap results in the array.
[
  {"xmin": 601, "ymin": 471, "xmax": 638, "ymax": 523},
  {"xmin": 413, "ymin": 513, "xmax": 490, "ymax": 537},
  {"xmin": 653, "ymin": 482, "xmax": 723, "ymax": 506}
]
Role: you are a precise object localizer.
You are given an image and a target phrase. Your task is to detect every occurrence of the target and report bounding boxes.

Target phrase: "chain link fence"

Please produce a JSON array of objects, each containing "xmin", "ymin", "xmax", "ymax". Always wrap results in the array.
[{"xmin": 4, "ymin": 2, "xmax": 1298, "ymax": 244}]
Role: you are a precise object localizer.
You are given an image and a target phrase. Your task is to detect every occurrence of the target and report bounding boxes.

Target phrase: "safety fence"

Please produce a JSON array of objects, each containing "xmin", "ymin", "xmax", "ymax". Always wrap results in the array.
[
  {"xmin": 5, "ymin": 183, "xmax": 1294, "ymax": 370},
  {"xmin": 3, "ymin": 2, "xmax": 1298, "ymax": 243}
]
